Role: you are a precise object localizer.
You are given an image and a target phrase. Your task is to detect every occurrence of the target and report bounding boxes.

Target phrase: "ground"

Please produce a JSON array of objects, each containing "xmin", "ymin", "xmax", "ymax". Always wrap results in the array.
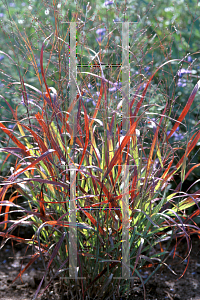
[{"xmin": 0, "ymin": 235, "xmax": 200, "ymax": 300}]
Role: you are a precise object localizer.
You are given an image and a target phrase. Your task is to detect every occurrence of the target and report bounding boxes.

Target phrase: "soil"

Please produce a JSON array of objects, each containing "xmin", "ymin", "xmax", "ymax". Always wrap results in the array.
[{"xmin": 0, "ymin": 234, "xmax": 200, "ymax": 300}]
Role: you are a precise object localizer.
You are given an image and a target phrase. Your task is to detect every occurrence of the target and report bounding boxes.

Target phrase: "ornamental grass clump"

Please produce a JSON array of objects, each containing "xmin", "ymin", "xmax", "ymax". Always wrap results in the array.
[{"xmin": 0, "ymin": 1, "xmax": 200, "ymax": 300}]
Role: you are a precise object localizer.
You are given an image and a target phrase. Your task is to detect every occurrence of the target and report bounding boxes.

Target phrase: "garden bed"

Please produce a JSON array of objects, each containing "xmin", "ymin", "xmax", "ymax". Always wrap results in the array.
[{"xmin": 0, "ymin": 235, "xmax": 200, "ymax": 300}]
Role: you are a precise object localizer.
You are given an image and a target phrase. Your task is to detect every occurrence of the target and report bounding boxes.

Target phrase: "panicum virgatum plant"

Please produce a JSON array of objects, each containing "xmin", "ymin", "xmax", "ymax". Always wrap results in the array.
[{"xmin": 0, "ymin": 1, "xmax": 200, "ymax": 299}]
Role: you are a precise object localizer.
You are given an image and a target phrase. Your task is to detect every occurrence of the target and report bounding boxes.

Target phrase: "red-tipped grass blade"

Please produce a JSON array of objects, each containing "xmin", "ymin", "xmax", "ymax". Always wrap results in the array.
[
  {"xmin": 168, "ymin": 80, "xmax": 200, "ymax": 139},
  {"xmin": 78, "ymin": 100, "xmax": 89, "ymax": 170}
]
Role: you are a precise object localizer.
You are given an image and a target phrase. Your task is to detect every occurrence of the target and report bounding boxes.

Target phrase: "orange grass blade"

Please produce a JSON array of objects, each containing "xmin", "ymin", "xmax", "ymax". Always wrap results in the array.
[
  {"xmin": 113, "ymin": 127, "xmax": 122, "ymax": 187},
  {"xmin": 103, "ymin": 120, "xmax": 138, "ymax": 180},
  {"xmin": 164, "ymin": 130, "xmax": 200, "ymax": 184},
  {"xmin": 78, "ymin": 100, "xmax": 89, "ymax": 170},
  {"xmin": 12, "ymin": 252, "xmax": 41, "ymax": 283},
  {"xmin": 0, "ymin": 150, "xmax": 55, "ymax": 200},
  {"xmin": 39, "ymin": 184, "xmax": 46, "ymax": 218},
  {"xmin": 3, "ymin": 194, "xmax": 20, "ymax": 230},
  {"xmin": 35, "ymin": 112, "xmax": 63, "ymax": 161},
  {"xmin": 11, "ymin": 149, "xmax": 55, "ymax": 179},
  {"xmin": 0, "ymin": 123, "xmax": 30, "ymax": 155},
  {"xmin": 81, "ymin": 209, "xmax": 105, "ymax": 235},
  {"xmin": 66, "ymin": 88, "xmax": 86, "ymax": 122},
  {"xmin": 168, "ymin": 80, "xmax": 200, "ymax": 139},
  {"xmin": 0, "ymin": 232, "xmax": 30, "ymax": 244},
  {"xmin": 20, "ymin": 124, "xmax": 49, "ymax": 155},
  {"xmin": 89, "ymin": 80, "xmax": 104, "ymax": 129},
  {"xmin": 143, "ymin": 102, "xmax": 167, "ymax": 188}
]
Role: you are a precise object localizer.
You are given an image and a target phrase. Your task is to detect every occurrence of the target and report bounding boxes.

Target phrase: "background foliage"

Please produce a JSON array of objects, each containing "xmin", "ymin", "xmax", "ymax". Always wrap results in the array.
[{"xmin": 0, "ymin": 1, "xmax": 200, "ymax": 299}]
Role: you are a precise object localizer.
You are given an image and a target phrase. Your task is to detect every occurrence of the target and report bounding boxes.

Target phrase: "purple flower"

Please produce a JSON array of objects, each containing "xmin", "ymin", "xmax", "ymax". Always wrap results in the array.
[
  {"xmin": 96, "ymin": 36, "xmax": 104, "ymax": 43},
  {"xmin": 167, "ymin": 127, "xmax": 180, "ymax": 135},
  {"xmin": 86, "ymin": 98, "xmax": 96, "ymax": 106},
  {"xmin": 88, "ymin": 83, "xmax": 92, "ymax": 89},
  {"xmin": 109, "ymin": 87, "xmax": 117, "ymax": 92},
  {"xmin": 177, "ymin": 68, "xmax": 192, "ymax": 78},
  {"xmin": 144, "ymin": 66, "xmax": 151, "ymax": 76},
  {"xmin": 9, "ymin": 2, "xmax": 15, "ymax": 7},
  {"xmin": 173, "ymin": 132, "xmax": 184, "ymax": 141},
  {"xmin": 37, "ymin": 63, "xmax": 41, "ymax": 73},
  {"xmin": 187, "ymin": 56, "xmax": 192, "ymax": 63},
  {"xmin": 144, "ymin": 66, "xmax": 150, "ymax": 72},
  {"xmin": 104, "ymin": 1, "xmax": 114, "ymax": 6},
  {"xmin": 177, "ymin": 78, "xmax": 186, "ymax": 87},
  {"xmin": 139, "ymin": 83, "xmax": 147, "ymax": 90},
  {"xmin": 96, "ymin": 28, "xmax": 106, "ymax": 36},
  {"xmin": 86, "ymin": 98, "xmax": 93, "ymax": 103},
  {"xmin": 0, "ymin": 13, "xmax": 4, "ymax": 18},
  {"xmin": 8, "ymin": 124, "xmax": 14, "ymax": 129},
  {"xmin": 114, "ymin": 82, "xmax": 122, "ymax": 87},
  {"xmin": 0, "ymin": 55, "xmax": 4, "ymax": 61},
  {"xmin": 120, "ymin": 129, "xmax": 126, "ymax": 136},
  {"xmin": 167, "ymin": 127, "xmax": 184, "ymax": 141}
]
